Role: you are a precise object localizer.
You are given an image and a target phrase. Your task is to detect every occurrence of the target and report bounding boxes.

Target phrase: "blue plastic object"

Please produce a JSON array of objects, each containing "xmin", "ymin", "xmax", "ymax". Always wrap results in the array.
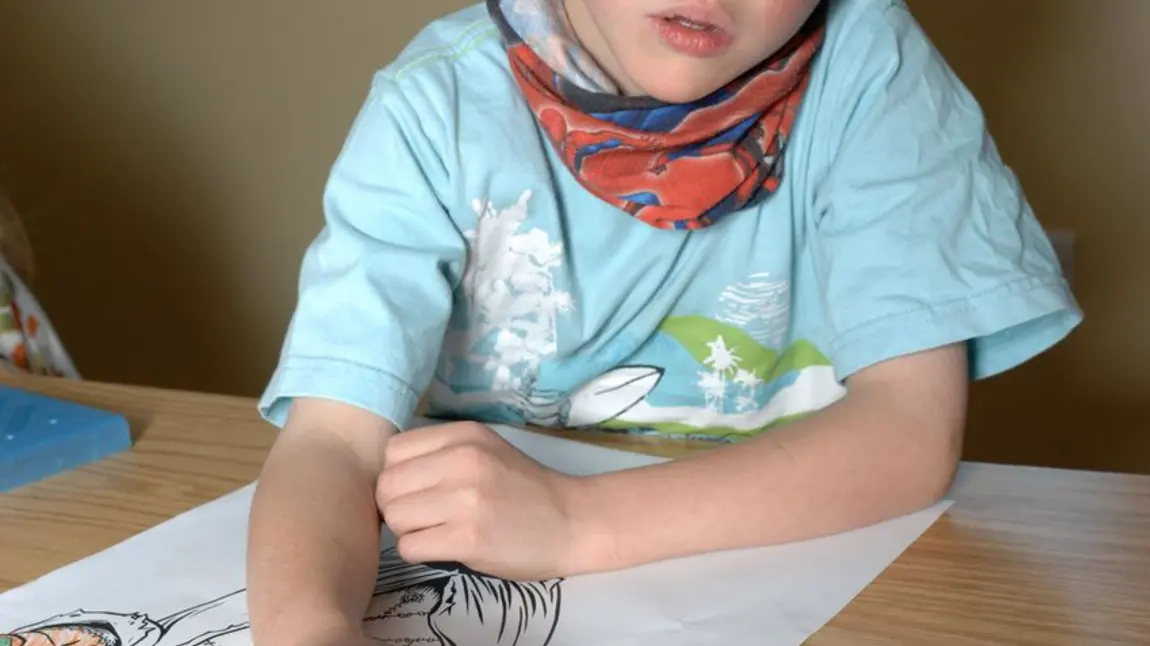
[{"xmin": 0, "ymin": 385, "xmax": 132, "ymax": 492}]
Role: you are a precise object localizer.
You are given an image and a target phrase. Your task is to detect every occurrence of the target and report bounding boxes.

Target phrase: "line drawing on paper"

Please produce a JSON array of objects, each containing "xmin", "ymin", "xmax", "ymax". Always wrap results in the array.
[
  {"xmin": 0, "ymin": 591, "xmax": 249, "ymax": 646},
  {"xmin": 367, "ymin": 548, "xmax": 562, "ymax": 646},
  {"xmin": 2, "ymin": 549, "xmax": 563, "ymax": 646}
]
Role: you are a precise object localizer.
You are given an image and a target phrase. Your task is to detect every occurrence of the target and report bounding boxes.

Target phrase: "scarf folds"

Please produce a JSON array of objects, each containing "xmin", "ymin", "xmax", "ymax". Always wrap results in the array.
[{"xmin": 488, "ymin": 0, "xmax": 827, "ymax": 230}]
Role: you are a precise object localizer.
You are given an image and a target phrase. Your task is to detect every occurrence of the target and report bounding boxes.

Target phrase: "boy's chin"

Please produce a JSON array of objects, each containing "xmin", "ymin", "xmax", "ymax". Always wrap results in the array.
[
  {"xmin": 625, "ymin": 66, "xmax": 736, "ymax": 104},
  {"xmin": 635, "ymin": 81, "xmax": 726, "ymax": 105}
]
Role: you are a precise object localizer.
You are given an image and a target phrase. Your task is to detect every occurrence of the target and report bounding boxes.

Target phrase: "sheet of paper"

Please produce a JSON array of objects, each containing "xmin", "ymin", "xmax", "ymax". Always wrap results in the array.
[{"xmin": 0, "ymin": 424, "xmax": 951, "ymax": 646}]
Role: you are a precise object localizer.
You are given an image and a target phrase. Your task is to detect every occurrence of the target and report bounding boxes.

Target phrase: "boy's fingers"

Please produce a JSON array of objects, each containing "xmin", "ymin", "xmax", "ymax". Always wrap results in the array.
[
  {"xmin": 383, "ymin": 426, "xmax": 456, "ymax": 467},
  {"xmin": 376, "ymin": 448, "xmax": 454, "ymax": 504},
  {"xmin": 394, "ymin": 523, "xmax": 473, "ymax": 567},
  {"xmin": 380, "ymin": 486, "xmax": 452, "ymax": 537},
  {"xmin": 384, "ymin": 421, "xmax": 494, "ymax": 467}
]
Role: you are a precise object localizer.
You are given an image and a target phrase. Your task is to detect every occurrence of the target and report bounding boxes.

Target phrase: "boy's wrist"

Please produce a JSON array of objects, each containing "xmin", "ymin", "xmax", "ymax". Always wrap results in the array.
[{"xmin": 560, "ymin": 474, "xmax": 623, "ymax": 576}]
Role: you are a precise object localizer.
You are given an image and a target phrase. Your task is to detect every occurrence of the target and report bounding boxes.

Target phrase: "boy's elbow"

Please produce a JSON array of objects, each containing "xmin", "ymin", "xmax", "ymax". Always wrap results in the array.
[
  {"xmin": 922, "ymin": 451, "xmax": 961, "ymax": 506},
  {"xmin": 909, "ymin": 413, "xmax": 965, "ymax": 506},
  {"xmin": 849, "ymin": 342, "xmax": 969, "ymax": 507}
]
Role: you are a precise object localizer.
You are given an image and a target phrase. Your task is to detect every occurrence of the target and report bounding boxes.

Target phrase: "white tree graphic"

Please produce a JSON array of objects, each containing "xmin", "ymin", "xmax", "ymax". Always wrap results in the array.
[
  {"xmin": 458, "ymin": 190, "xmax": 572, "ymax": 393},
  {"xmin": 733, "ymin": 368, "xmax": 764, "ymax": 412},
  {"xmin": 697, "ymin": 335, "xmax": 765, "ymax": 413}
]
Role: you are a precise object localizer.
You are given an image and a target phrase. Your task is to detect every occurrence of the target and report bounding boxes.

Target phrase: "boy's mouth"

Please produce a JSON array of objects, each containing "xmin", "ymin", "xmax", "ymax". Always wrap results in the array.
[
  {"xmin": 649, "ymin": 5, "xmax": 735, "ymax": 57},
  {"xmin": 663, "ymin": 15, "xmax": 720, "ymax": 32},
  {"xmin": 650, "ymin": 4, "xmax": 734, "ymax": 35}
]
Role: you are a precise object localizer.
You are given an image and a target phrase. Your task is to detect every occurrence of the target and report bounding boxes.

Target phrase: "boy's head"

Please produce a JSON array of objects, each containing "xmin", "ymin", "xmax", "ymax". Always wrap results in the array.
[{"xmin": 564, "ymin": 0, "xmax": 823, "ymax": 103}]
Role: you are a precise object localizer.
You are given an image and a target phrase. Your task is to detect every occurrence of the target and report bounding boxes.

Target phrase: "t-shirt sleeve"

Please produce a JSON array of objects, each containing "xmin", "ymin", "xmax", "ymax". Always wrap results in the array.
[
  {"xmin": 258, "ymin": 73, "xmax": 466, "ymax": 430},
  {"xmin": 810, "ymin": 2, "xmax": 1082, "ymax": 381}
]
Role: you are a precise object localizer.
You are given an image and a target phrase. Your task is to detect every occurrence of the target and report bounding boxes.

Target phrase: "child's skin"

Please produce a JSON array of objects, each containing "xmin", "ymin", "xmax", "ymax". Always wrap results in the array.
[{"xmin": 246, "ymin": 1, "xmax": 967, "ymax": 644}]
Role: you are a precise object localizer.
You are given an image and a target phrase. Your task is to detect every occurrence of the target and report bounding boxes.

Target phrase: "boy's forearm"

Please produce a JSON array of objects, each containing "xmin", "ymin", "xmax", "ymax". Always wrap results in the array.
[
  {"xmin": 569, "ymin": 354, "xmax": 966, "ymax": 573},
  {"xmin": 246, "ymin": 403, "xmax": 395, "ymax": 644}
]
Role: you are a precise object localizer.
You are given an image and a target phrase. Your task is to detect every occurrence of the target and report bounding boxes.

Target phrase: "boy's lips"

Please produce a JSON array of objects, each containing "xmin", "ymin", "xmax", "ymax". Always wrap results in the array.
[
  {"xmin": 648, "ymin": 3, "xmax": 736, "ymax": 57},
  {"xmin": 649, "ymin": 3, "xmax": 736, "ymax": 34}
]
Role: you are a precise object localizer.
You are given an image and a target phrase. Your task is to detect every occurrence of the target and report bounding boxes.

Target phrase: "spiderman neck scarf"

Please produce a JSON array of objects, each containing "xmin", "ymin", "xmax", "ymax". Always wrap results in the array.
[{"xmin": 488, "ymin": 0, "xmax": 827, "ymax": 231}]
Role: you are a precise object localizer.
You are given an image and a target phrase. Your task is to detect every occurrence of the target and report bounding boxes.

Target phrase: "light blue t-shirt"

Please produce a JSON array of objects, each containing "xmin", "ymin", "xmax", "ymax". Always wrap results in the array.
[{"xmin": 259, "ymin": 0, "xmax": 1082, "ymax": 440}]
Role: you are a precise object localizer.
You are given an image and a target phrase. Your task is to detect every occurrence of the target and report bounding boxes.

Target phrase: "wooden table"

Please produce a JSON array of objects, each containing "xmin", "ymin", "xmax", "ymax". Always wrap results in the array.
[{"xmin": 1, "ymin": 374, "xmax": 1148, "ymax": 644}]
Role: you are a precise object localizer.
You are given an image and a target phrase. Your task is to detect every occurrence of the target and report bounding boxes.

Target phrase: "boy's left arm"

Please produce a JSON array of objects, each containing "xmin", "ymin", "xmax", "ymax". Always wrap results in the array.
[
  {"xmin": 568, "ymin": 341, "xmax": 967, "ymax": 573},
  {"xmin": 376, "ymin": 341, "xmax": 966, "ymax": 579}
]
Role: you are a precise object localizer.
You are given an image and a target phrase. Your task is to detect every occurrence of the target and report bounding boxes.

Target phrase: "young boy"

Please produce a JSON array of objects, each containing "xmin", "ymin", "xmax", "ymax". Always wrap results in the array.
[{"xmin": 247, "ymin": 0, "xmax": 1081, "ymax": 643}]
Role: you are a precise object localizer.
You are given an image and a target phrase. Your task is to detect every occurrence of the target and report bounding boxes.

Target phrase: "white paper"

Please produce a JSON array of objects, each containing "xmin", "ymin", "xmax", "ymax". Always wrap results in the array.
[{"xmin": 0, "ymin": 424, "xmax": 951, "ymax": 646}]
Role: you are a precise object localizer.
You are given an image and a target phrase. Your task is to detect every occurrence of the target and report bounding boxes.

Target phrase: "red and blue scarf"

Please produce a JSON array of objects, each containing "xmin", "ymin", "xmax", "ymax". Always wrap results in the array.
[{"xmin": 488, "ymin": 0, "xmax": 827, "ymax": 231}]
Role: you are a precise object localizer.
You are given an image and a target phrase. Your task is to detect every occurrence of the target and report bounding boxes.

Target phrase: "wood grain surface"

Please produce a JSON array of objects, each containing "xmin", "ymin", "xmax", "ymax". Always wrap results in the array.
[{"xmin": 1, "ymin": 374, "xmax": 1148, "ymax": 644}]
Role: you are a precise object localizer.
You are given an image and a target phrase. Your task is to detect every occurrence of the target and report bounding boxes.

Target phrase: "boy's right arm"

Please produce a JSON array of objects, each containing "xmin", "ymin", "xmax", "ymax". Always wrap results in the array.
[
  {"xmin": 246, "ymin": 397, "xmax": 397, "ymax": 646},
  {"xmin": 244, "ymin": 70, "xmax": 463, "ymax": 644}
]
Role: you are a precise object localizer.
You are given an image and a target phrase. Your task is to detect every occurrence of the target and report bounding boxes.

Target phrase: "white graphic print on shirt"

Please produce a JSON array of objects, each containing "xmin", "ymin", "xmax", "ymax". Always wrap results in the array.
[{"xmin": 429, "ymin": 190, "xmax": 846, "ymax": 440}]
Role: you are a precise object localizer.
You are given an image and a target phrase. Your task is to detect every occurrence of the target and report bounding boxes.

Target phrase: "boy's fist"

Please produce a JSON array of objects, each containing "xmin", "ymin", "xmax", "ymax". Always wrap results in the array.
[{"xmin": 375, "ymin": 422, "xmax": 595, "ymax": 581}]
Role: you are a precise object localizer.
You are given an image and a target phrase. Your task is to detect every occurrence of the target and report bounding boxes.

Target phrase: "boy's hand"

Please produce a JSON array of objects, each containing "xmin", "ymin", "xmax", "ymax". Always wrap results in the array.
[{"xmin": 375, "ymin": 422, "xmax": 596, "ymax": 581}]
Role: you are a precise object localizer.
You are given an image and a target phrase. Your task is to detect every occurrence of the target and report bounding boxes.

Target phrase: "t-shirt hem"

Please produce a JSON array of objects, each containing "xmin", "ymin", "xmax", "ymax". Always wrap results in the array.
[
  {"xmin": 829, "ymin": 275, "xmax": 1082, "ymax": 381},
  {"xmin": 257, "ymin": 356, "xmax": 422, "ymax": 431}
]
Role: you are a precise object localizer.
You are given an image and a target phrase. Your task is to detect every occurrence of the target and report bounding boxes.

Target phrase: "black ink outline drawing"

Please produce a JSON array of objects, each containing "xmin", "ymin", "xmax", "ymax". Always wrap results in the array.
[
  {"xmin": 367, "ymin": 548, "xmax": 562, "ymax": 646},
  {"xmin": 1, "ymin": 591, "xmax": 249, "ymax": 646},
  {"xmin": 2, "ymin": 549, "xmax": 563, "ymax": 646}
]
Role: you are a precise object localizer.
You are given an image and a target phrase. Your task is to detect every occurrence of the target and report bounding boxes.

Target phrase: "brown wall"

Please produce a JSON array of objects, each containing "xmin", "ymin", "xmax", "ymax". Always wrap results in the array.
[{"xmin": 0, "ymin": 1, "xmax": 1145, "ymax": 473}]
